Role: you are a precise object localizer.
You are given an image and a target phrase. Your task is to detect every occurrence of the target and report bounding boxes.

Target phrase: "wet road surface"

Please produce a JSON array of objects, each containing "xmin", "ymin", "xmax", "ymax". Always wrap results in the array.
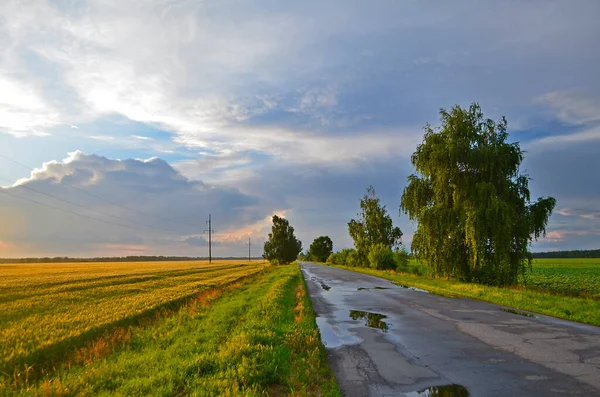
[{"xmin": 300, "ymin": 262, "xmax": 600, "ymax": 397}]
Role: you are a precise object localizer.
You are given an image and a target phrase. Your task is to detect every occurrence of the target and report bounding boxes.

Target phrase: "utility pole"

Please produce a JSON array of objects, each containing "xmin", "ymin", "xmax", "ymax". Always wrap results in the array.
[
  {"xmin": 248, "ymin": 238, "xmax": 251, "ymax": 262},
  {"xmin": 204, "ymin": 214, "xmax": 214, "ymax": 264}
]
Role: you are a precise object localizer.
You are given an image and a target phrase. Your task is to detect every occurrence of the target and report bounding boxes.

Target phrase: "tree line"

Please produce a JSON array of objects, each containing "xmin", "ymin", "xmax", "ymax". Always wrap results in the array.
[
  {"xmin": 532, "ymin": 250, "xmax": 600, "ymax": 259},
  {"xmin": 263, "ymin": 103, "xmax": 557, "ymax": 286}
]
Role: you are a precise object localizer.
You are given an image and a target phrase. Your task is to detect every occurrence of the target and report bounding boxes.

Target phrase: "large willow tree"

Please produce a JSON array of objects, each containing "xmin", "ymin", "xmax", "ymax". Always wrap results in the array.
[{"xmin": 401, "ymin": 104, "xmax": 556, "ymax": 285}]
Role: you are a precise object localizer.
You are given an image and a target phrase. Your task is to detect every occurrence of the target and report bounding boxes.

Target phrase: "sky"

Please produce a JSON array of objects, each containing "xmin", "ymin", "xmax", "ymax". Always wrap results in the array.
[{"xmin": 1, "ymin": 0, "xmax": 599, "ymax": 257}]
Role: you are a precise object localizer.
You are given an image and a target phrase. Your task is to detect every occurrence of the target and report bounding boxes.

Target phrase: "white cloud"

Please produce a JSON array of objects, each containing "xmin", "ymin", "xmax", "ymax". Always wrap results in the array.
[
  {"xmin": 89, "ymin": 135, "xmax": 116, "ymax": 141},
  {"xmin": 0, "ymin": 75, "xmax": 60, "ymax": 137},
  {"xmin": 535, "ymin": 91, "xmax": 600, "ymax": 125},
  {"xmin": 2, "ymin": 0, "xmax": 599, "ymax": 168},
  {"xmin": 175, "ymin": 151, "xmax": 253, "ymax": 176},
  {"xmin": 175, "ymin": 126, "xmax": 419, "ymax": 172},
  {"xmin": 0, "ymin": 0, "xmax": 460, "ymax": 158},
  {"xmin": 215, "ymin": 211, "xmax": 288, "ymax": 245},
  {"xmin": 540, "ymin": 231, "xmax": 563, "ymax": 243},
  {"xmin": 555, "ymin": 206, "xmax": 600, "ymax": 221},
  {"xmin": 0, "ymin": 151, "xmax": 276, "ymax": 257},
  {"xmin": 528, "ymin": 125, "xmax": 600, "ymax": 147}
]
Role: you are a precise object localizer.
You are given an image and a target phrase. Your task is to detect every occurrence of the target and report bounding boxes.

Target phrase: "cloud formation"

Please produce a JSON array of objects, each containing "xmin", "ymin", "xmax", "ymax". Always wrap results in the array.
[
  {"xmin": 0, "ymin": 1, "xmax": 599, "ymax": 254},
  {"xmin": 0, "ymin": 152, "xmax": 275, "ymax": 257}
]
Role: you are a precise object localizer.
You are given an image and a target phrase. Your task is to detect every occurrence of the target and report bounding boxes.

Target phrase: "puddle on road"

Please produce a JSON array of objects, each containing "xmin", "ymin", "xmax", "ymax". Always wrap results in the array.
[
  {"xmin": 315, "ymin": 317, "xmax": 362, "ymax": 348},
  {"xmin": 349, "ymin": 310, "xmax": 389, "ymax": 331},
  {"xmin": 403, "ymin": 384, "xmax": 470, "ymax": 396},
  {"xmin": 501, "ymin": 308, "xmax": 536, "ymax": 318},
  {"xmin": 393, "ymin": 282, "xmax": 429, "ymax": 293},
  {"xmin": 316, "ymin": 309, "xmax": 392, "ymax": 348},
  {"xmin": 357, "ymin": 286, "xmax": 389, "ymax": 291}
]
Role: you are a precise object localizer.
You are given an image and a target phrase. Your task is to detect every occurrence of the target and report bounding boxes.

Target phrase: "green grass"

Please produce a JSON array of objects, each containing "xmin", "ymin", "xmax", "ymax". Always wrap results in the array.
[
  {"xmin": 333, "ymin": 258, "xmax": 600, "ymax": 327},
  {"xmin": 1, "ymin": 263, "xmax": 340, "ymax": 396},
  {"xmin": 0, "ymin": 260, "xmax": 267, "ymax": 382}
]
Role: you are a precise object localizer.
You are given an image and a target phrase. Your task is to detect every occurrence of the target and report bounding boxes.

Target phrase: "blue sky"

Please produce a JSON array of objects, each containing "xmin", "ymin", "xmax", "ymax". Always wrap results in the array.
[{"xmin": 1, "ymin": 0, "xmax": 599, "ymax": 257}]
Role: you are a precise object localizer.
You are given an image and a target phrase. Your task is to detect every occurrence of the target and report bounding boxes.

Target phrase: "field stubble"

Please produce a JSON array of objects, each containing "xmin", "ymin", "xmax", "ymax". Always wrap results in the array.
[
  {"xmin": 0, "ymin": 260, "xmax": 266, "ymax": 386},
  {"xmin": 1, "ymin": 260, "xmax": 339, "ymax": 396}
]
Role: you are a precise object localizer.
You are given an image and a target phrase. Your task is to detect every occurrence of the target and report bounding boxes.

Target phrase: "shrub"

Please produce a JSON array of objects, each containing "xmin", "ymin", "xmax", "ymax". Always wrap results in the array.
[
  {"xmin": 326, "ymin": 253, "xmax": 337, "ymax": 265},
  {"xmin": 368, "ymin": 243, "xmax": 396, "ymax": 270},
  {"xmin": 346, "ymin": 250, "xmax": 361, "ymax": 267},
  {"xmin": 394, "ymin": 247, "xmax": 410, "ymax": 272},
  {"xmin": 337, "ymin": 249, "xmax": 351, "ymax": 265}
]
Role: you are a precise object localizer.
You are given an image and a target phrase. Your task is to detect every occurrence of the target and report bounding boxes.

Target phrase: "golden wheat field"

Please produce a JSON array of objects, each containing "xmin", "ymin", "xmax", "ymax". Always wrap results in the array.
[{"xmin": 0, "ymin": 260, "xmax": 267, "ymax": 381}]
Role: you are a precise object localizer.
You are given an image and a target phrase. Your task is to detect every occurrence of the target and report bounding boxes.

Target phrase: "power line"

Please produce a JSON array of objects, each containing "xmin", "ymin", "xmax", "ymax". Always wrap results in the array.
[
  {"xmin": 0, "ymin": 188, "xmax": 161, "ymax": 234},
  {"xmin": 203, "ymin": 214, "xmax": 214, "ymax": 264},
  {"xmin": 0, "ymin": 153, "xmax": 199, "ymax": 229},
  {"xmin": 0, "ymin": 177, "xmax": 184, "ymax": 236}
]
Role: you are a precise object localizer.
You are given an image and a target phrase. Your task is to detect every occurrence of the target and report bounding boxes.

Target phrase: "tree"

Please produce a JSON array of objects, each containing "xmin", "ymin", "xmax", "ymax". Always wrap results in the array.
[
  {"xmin": 401, "ymin": 103, "xmax": 556, "ymax": 285},
  {"xmin": 309, "ymin": 236, "xmax": 333, "ymax": 262},
  {"xmin": 263, "ymin": 215, "xmax": 303, "ymax": 265},
  {"xmin": 348, "ymin": 186, "xmax": 403, "ymax": 266}
]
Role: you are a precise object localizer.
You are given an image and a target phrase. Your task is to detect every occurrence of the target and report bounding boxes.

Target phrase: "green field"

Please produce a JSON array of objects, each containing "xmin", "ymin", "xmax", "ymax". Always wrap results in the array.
[
  {"xmin": 526, "ymin": 258, "xmax": 600, "ymax": 296},
  {"xmin": 336, "ymin": 258, "xmax": 600, "ymax": 327},
  {"xmin": 0, "ymin": 261, "xmax": 339, "ymax": 396}
]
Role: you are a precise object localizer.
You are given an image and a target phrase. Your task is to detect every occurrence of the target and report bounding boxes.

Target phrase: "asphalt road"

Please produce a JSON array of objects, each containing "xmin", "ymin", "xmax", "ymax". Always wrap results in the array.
[{"xmin": 300, "ymin": 262, "xmax": 600, "ymax": 397}]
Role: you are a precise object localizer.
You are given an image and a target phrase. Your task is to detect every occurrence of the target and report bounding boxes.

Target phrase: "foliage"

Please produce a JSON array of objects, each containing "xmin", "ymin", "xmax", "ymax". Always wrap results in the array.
[
  {"xmin": 326, "ymin": 248, "xmax": 356, "ymax": 266},
  {"xmin": 348, "ymin": 186, "xmax": 403, "ymax": 267},
  {"xmin": 393, "ymin": 247, "xmax": 411, "ymax": 272},
  {"xmin": 346, "ymin": 249, "xmax": 362, "ymax": 267},
  {"xmin": 263, "ymin": 215, "xmax": 303, "ymax": 265},
  {"xmin": 368, "ymin": 243, "xmax": 396, "ymax": 270},
  {"xmin": 401, "ymin": 103, "xmax": 556, "ymax": 286},
  {"xmin": 326, "ymin": 253, "xmax": 336, "ymax": 264},
  {"xmin": 1, "ymin": 264, "xmax": 340, "ymax": 396},
  {"xmin": 309, "ymin": 236, "xmax": 334, "ymax": 262}
]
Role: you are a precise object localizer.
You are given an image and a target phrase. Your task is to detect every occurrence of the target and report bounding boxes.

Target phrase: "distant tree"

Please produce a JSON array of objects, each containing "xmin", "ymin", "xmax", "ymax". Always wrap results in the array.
[
  {"xmin": 263, "ymin": 215, "xmax": 303, "ymax": 265},
  {"xmin": 532, "ymin": 249, "xmax": 600, "ymax": 259},
  {"xmin": 348, "ymin": 186, "xmax": 403, "ymax": 266},
  {"xmin": 309, "ymin": 236, "xmax": 334, "ymax": 262},
  {"xmin": 401, "ymin": 103, "xmax": 556, "ymax": 285}
]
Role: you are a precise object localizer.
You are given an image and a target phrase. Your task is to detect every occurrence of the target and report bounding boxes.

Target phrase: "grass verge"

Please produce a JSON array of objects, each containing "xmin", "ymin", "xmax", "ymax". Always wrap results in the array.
[
  {"xmin": 333, "ymin": 265, "xmax": 600, "ymax": 327},
  {"xmin": 3, "ymin": 264, "xmax": 340, "ymax": 396}
]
